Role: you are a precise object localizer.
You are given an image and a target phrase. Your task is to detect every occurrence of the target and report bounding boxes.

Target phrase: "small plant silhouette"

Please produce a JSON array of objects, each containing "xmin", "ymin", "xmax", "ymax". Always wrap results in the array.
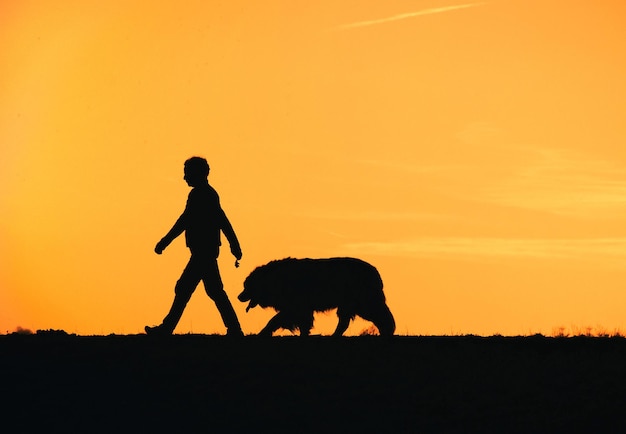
[
  {"xmin": 359, "ymin": 325, "xmax": 380, "ymax": 336},
  {"xmin": 11, "ymin": 326, "xmax": 33, "ymax": 335},
  {"xmin": 551, "ymin": 325, "xmax": 624, "ymax": 338}
]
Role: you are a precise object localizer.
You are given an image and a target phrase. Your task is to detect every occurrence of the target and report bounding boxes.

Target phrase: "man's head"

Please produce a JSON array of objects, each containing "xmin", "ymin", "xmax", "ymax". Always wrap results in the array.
[{"xmin": 184, "ymin": 157, "xmax": 210, "ymax": 187}]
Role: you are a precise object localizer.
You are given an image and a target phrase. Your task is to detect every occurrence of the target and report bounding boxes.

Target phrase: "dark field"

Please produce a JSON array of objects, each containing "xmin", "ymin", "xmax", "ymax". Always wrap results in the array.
[{"xmin": 2, "ymin": 333, "xmax": 626, "ymax": 433}]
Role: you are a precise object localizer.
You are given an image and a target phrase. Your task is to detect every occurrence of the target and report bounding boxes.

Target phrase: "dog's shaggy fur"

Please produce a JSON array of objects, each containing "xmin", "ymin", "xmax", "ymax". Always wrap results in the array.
[{"xmin": 238, "ymin": 257, "xmax": 395, "ymax": 336}]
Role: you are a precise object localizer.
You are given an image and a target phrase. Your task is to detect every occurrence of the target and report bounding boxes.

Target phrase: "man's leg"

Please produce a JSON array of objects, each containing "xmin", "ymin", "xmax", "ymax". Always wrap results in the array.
[
  {"xmin": 202, "ymin": 259, "xmax": 243, "ymax": 336},
  {"xmin": 158, "ymin": 257, "xmax": 202, "ymax": 333}
]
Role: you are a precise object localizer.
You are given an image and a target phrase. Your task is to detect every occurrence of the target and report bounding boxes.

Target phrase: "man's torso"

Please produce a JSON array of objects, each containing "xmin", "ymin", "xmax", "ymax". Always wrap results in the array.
[{"xmin": 184, "ymin": 184, "xmax": 222, "ymax": 251}]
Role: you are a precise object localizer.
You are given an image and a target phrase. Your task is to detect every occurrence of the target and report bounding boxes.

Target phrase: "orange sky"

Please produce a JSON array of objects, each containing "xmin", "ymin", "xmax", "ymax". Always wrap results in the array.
[{"xmin": 2, "ymin": 0, "xmax": 626, "ymax": 336}]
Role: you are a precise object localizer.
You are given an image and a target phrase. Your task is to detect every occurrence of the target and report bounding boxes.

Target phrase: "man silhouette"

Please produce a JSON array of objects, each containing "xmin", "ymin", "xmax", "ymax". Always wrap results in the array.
[{"xmin": 145, "ymin": 157, "xmax": 244, "ymax": 337}]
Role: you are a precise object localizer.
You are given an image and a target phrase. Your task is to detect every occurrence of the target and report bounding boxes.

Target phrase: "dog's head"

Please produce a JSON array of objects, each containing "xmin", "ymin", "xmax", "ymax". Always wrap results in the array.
[
  {"xmin": 238, "ymin": 265, "xmax": 267, "ymax": 312},
  {"xmin": 237, "ymin": 284, "xmax": 258, "ymax": 312},
  {"xmin": 238, "ymin": 258, "xmax": 297, "ymax": 312}
]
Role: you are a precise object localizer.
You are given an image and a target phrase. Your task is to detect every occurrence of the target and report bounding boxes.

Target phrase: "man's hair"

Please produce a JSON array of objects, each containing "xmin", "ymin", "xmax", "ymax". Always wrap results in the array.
[{"xmin": 184, "ymin": 156, "xmax": 210, "ymax": 177}]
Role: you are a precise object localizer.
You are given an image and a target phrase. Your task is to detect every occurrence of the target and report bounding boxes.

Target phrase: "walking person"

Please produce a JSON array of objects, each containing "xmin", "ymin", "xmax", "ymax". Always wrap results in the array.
[{"xmin": 145, "ymin": 156, "xmax": 244, "ymax": 337}]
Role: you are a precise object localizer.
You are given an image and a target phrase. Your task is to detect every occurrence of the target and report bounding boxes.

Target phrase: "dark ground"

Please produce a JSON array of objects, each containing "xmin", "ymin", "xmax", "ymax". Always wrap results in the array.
[{"xmin": 2, "ymin": 333, "xmax": 626, "ymax": 433}]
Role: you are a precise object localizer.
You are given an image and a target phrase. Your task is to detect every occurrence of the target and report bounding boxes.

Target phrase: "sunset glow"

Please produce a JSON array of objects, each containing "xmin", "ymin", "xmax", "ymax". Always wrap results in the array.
[{"xmin": 2, "ymin": 0, "xmax": 626, "ymax": 335}]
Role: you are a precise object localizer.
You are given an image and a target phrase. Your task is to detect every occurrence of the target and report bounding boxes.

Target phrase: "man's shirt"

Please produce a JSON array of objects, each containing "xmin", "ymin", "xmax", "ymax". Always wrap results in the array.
[{"xmin": 182, "ymin": 184, "xmax": 224, "ymax": 251}]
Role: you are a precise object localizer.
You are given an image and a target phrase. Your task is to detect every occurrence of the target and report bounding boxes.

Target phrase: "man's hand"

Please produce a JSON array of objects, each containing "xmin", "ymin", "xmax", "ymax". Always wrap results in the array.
[
  {"xmin": 230, "ymin": 244, "xmax": 242, "ymax": 267},
  {"xmin": 230, "ymin": 243, "xmax": 242, "ymax": 260},
  {"xmin": 155, "ymin": 238, "xmax": 169, "ymax": 255}
]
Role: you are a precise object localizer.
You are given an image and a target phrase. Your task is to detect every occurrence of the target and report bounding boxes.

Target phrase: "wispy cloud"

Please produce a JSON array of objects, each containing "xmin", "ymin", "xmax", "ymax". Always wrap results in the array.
[
  {"xmin": 333, "ymin": 3, "xmax": 487, "ymax": 31},
  {"xmin": 295, "ymin": 209, "xmax": 459, "ymax": 222},
  {"xmin": 341, "ymin": 237, "xmax": 626, "ymax": 265},
  {"xmin": 481, "ymin": 147, "xmax": 626, "ymax": 218},
  {"xmin": 356, "ymin": 159, "xmax": 469, "ymax": 175}
]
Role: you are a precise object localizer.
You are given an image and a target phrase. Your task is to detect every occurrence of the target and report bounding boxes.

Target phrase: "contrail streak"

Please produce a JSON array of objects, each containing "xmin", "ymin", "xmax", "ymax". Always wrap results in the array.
[{"xmin": 334, "ymin": 3, "xmax": 486, "ymax": 31}]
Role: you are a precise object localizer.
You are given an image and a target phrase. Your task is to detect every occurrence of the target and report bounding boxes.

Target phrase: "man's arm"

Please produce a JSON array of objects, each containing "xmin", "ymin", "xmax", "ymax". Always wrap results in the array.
[
  {"xmin": 220, "ymin": 208, "xmax": 242, "ymax": 260},
  {"xmin": 155, "ymin": 213, "xmax": 187, "ymax": 254}
]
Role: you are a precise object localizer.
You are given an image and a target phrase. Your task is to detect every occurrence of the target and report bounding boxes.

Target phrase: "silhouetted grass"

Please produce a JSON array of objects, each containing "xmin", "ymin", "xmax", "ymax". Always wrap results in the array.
[
  {"xmin": 2, "ymin": 333, "xmax": 626, "ymax": 433},
  {"xmin": 551, "ymin": 325, "xmax": 625, "ymax": 338}
]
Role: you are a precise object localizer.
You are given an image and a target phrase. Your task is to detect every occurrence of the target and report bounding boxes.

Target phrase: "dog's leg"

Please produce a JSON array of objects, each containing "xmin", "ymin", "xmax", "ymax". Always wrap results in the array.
[
  {"xmin": 360, "ymin": 304, "xmax": 396, "ymax": 336},
  {"xmin": 258, "ymin": 312, "xmax": 286, "ymax": 336},
  {"xmin": 332, "ymin": 310, "xmax": 352, "ymax": 337},
  {"xmin": 298, "ymin": 312, "xmax": 314, "ymax": 337},
  {"xmin": 372, "ymin": 304, "xmax": 396, "ymax": 336}
]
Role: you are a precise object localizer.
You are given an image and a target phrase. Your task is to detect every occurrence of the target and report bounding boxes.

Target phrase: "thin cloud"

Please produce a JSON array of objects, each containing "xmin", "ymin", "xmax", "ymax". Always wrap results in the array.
[
  {"xmin": 333, "ymin": 3, "xmax": 487, "ymax": 31},
  {"xmin": 341, "ymin": 237, "xmax": 626, "ymax": 265},
  {"xmin": 357, "ymin": 159, "xmax": 469, "ymax": 175},
  {"xmin": 481, "ymin": 147, "xmax": 626, "ymax": 218},
  {"xmin": 296, "ymin": 209, "xmax": 458, "ymax": 222}
]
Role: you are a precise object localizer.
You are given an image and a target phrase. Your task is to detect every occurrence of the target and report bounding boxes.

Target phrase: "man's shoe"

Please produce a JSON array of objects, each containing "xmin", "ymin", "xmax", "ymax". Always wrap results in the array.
[{"xmin": 145, "ymin": 325, "xmax": 170, "ymax": 336}]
